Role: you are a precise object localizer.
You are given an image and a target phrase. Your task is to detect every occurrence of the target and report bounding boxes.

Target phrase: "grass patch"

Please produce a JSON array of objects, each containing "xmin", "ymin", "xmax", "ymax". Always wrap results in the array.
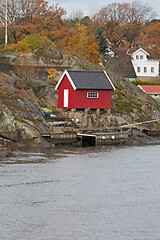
[
  {"xmin": 114, "ymin": 88, "xmax": 126, "ymax": 96},
  {"xmin": 132, "ymin": 79, "xmax": 160, "ymax": 86}
]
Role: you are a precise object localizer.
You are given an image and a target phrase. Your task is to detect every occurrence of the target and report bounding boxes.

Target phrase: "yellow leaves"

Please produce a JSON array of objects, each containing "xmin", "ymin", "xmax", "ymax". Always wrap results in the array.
[
  {"xmin": 65, "ymin": 22, "xmax": 102, "ymax": 64},
  {"xmin": 19, "ymin": 34, "xmax": 55, "ymax": 52},
  {"xmin": 48, "ymin": 68, "xmax": 58, "ymax": 79},
  {"xmin": 2, "ymin": 34, "xmax": 55, "ymax": 53},
  {"xmin": 84, "ymin": 36, "xmax": 102, "ymax": 64},
  {"xmin": 2, "ymin": 43, "xmax": 22, "ymax": 53},
  {"xmin": 76, "ymin": 21, "xmax": 87, "ymax": 43},
  {"xmin": 20, "ymin": 53, "xmax": 30, "ymax": 58}
]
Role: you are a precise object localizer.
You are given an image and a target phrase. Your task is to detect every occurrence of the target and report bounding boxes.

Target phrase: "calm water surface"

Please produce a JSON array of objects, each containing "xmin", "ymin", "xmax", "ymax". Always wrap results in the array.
[{"xmin": 0, "ymin": 145, "xmax": 160, "ymax": 240}]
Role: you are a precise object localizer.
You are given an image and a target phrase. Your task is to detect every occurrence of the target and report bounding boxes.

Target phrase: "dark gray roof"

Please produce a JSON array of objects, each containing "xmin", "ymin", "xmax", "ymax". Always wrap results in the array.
[{"xmin": 68, "ymin": 70, "xmax": 114, "ymax": 90}]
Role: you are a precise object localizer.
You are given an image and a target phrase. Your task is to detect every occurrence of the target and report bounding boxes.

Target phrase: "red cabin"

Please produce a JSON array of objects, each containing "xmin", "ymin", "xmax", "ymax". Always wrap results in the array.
[{"xmin": 55, "ymin": 70, "xmax": 115, "ymax": 109}]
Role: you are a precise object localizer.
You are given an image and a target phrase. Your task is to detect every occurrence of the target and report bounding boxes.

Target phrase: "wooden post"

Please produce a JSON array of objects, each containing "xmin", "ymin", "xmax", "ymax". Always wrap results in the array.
[
  {"xmin": 96, "ymin": 109, "xmax": 100, "ymax": 116},
  {"xmin": 84, "ymin": 108, "xmax": 88, "ymax": 114}
]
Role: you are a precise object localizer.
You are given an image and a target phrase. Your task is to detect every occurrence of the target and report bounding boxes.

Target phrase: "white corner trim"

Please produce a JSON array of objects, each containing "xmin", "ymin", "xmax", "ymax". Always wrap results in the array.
[
  {"xmin": 137, "ymin": 85, "xmax": 145, "ymax": 92},
  {"xmin": 103, "ymin": 71, "xmax": 115, "ymax": 91},
  {"xmin": 55, "ymin": 70, "xmax": 66, "ymax": 90},
  {"xmin": 55, "ymin": 70, "xmax": 77, "ymax": 90},
  {"xmin": 66, "ymin": 71, "xmax": 77, "ymax": 90}
]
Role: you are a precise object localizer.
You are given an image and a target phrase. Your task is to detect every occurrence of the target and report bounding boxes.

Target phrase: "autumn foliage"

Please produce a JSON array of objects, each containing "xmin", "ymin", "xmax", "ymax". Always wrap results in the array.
[
  {"xmin": 65, "ymin": 22, "xmax": 102, "ymax": 64},
  {"xmin": 0, "ymin": 0, "xmax": 159, "ymax": 63}
]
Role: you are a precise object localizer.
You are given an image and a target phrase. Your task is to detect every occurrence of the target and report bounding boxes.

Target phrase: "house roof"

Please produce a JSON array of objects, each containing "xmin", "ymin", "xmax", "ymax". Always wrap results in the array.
[
  {"xmin": 55, "ymin": 70, "xmax": 115, "ymax": 90},
  {"xmin": 138, "ymin": 85, "xmax": 160, "ymax": 94},
  {"xmin": 108, "ymin": 48, "xmax": 137, "ymax": 78},
  {"xmin": 127, "ymin": 48, "xmax": 159, "ymax": 60},
  {"xmin": 112, "ymin": 47, "xmax": 128, "ymax": 57},
  {"xmin": 112, "ymin": 47, "xmax": 159, "ymax": 60}
]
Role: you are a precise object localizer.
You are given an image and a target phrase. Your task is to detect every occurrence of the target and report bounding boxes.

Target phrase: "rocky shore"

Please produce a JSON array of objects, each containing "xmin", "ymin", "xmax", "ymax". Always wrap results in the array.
[{"xmin": 0, "ymin": 52, "xmax": 160, "ymax": 158}]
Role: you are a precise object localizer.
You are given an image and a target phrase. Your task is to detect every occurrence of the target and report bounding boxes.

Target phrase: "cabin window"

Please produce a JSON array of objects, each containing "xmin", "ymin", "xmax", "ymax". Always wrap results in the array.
[
  {"xmin": 137, "ymin": 67, "xmax": 140, "ymax": 72},
  {"xmin": 151, "ymin": 67, "xmax": 154, "ymax": 73},
  {"xmin": 140, "ymin": 55, "xmax": 143, "ymax": 59},
  {"xmin": 144, "ymin": 67, "xmax": 147, "ymax": 73},
  {"xmin": 136, "ymin": 55, "xmax": 139, "ymax": 59},
  {"xmin": 87, "ymin": 92, "xmax": 99, "ymax": 98}
]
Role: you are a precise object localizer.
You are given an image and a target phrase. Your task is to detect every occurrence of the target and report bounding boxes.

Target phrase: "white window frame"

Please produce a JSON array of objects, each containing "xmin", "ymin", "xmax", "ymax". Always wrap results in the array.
[
  {"xmin": 140, "ymin": 55, "xmax": 143, "ymax": 59},
  {"xmin": 151, "ymin": 67, "xmax": 154, "ymax": 73},
  {"xmin": 136, "ymin": 55, "xmax": 139, "ymax": 59},
  {"xmin": 87, "ymin": 92, "xmax": 99, "ymax": 99}
]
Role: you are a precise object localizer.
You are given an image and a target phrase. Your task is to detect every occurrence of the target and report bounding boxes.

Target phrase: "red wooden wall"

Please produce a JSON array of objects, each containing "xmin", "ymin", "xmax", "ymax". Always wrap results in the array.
[{"xmin": 57, "ymin": 75, "xmax": 112, "ymax": 109}]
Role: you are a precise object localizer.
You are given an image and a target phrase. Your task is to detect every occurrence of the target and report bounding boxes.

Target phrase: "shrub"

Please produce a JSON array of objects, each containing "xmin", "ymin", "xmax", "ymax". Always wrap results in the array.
[{"xmin": 117, "ymin": 99, "xmax": 132, "ymax": 113}]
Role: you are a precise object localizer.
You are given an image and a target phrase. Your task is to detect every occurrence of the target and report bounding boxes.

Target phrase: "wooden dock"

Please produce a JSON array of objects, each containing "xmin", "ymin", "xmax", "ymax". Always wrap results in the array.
[
  {"xmin": 78, "ymin": 131, "xmax": 128, "ymax": 146},
  {"xmin": 42, "ymin": 130, "xmax": 128, "ymax": 146},
  {"xmin": 142, "ymin": 129, "xmax": 160, "ymax": 136},
  {"xmin": 49, "ymin": 132, "xmax": 77, "ymax": 145}
]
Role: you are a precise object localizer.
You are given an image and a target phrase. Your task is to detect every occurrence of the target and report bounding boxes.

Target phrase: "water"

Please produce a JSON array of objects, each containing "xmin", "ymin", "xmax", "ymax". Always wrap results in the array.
[{"xmin": 0, "ymin": 145, "xmax": 160, "ymax": 240}]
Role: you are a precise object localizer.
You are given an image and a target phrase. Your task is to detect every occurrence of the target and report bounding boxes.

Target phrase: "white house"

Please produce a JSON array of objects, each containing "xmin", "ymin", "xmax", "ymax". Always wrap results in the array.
[
  {"xmin": 128, "ymin": 48, "xmax": 160, "ymax": 79},
  {"xmin": 109, "ymin": 47, "xmax": 160, "ymax": 80}
]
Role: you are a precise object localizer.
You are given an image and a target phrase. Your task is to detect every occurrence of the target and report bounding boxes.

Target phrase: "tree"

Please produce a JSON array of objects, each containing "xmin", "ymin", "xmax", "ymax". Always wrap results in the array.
[
  {"xmin": 81, "ymin": 16, "xmax": 91, "ymax": 27},
  {"xmin": 95, "ymin": 27, "xmax": 109, "ymax": 56},
  {"xmin": 0, "ymin": 0, "xmax": 67, "ymax": 43},
  {"xmin": 129, "ymin": 1, "xmax": 155, "ymax": 23},
  {"xmin": 93, "ymin": 1, "xmax": 155, "ymax": 25},
  {"xmin": 2, "ymin": 33, "xmax": 55, "ymax": 53},
  {"xmin": 67, "ymin": 10, "xmax": 84, "ymax": 28},
  {"xmin": 151, "ymin": 19, "xmax": 160, "ymax": 23},
  {"xmin": 140, "ymin": 22, "xmax": 160, "ymax": 56},
  {"xmin": 65, "ymin": 22, "xmax": 102, "ymax": 64},
  {"xmin": 121, "ymin": 21, "xmax": 142, "ymax": 46},
  {"xmin": 83, "ymin": 35, "xmax": 102, "ymax": 64},
  {"xmin": 92, "ymin": 1, "xmax": 155, "ymax": 47}
]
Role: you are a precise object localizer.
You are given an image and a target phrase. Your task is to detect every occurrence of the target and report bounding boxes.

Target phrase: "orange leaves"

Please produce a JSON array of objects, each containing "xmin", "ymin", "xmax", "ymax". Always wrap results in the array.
[
  {"xmin": 91, "ymin": 2, "xmax": 155, "ymax": 47},
  {"xmin": 140, "ymin": 22, "xmax": 160, "ymax": 57},
  {"xmin": 64, "ymin": 22, "xmax": 101, "ymax": 64},
  {"xmin": 0, "ymin": 0, "xmax": 67, "ymax": 42},
  {"xmin": 84, "ymin": 36, "xmax": 102, "ymax": 64},
  {"xmin": 141, "ymin": 23, "xmax": 160, "ymax": 47}
]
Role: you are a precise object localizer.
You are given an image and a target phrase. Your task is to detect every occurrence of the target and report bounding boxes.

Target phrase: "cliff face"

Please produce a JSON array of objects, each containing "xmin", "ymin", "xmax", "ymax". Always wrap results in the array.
[
  {"xmin": 110, "ymin": 76, "xmax": 160, "ymax": 129},
  {"xmin": 0, "ymin": 72, "xmax": 50, "ymax": 143}
]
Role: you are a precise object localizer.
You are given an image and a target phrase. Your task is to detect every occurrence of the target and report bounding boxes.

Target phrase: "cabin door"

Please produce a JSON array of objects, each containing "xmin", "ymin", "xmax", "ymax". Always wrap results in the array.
[{"xmin": 64, "ymin": 89, "xmax": 69, "ymax": 107}]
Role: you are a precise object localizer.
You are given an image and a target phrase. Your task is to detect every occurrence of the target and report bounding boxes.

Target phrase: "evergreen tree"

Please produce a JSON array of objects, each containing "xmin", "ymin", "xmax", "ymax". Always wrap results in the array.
[{"xmin": 95, "ymin": 27, "xmax": 109, "ymax": 57}]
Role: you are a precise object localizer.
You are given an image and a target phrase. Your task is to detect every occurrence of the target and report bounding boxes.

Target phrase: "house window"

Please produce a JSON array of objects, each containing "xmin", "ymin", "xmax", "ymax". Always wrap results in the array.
[
  {"xmin": 140, "ymin": 55, "xmax": 143, "ymax": 59},
  {"xmin": 144, "ymin": 67, "xmax": 147, "ymax": 73},
  {"xmin": 136, "ymin": 55, "xmax": 139, "ymax": 59},
  {"xmin": 151, "ymin": 67, "xmax": 154, "ymax": 73},
  {"xmin": 137, "ymin": 67, "xmax": 140, "ymax": 72},
  {"xmin": 87, "ymin": 92, "xmax": 99, "ymax": 98}
]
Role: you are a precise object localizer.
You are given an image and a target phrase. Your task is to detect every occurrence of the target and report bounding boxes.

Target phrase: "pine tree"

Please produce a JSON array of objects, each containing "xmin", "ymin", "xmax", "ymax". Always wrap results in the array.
[{"xmin": 95, "ymin": 27, "xmax": 109, "ymax": 57}]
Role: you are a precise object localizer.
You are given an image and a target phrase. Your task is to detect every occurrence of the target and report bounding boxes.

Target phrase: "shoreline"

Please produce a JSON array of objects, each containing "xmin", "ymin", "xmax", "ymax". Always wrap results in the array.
[{"xmin": 0, "ymin": 130, "xmax": 160, "ymax": 159}]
